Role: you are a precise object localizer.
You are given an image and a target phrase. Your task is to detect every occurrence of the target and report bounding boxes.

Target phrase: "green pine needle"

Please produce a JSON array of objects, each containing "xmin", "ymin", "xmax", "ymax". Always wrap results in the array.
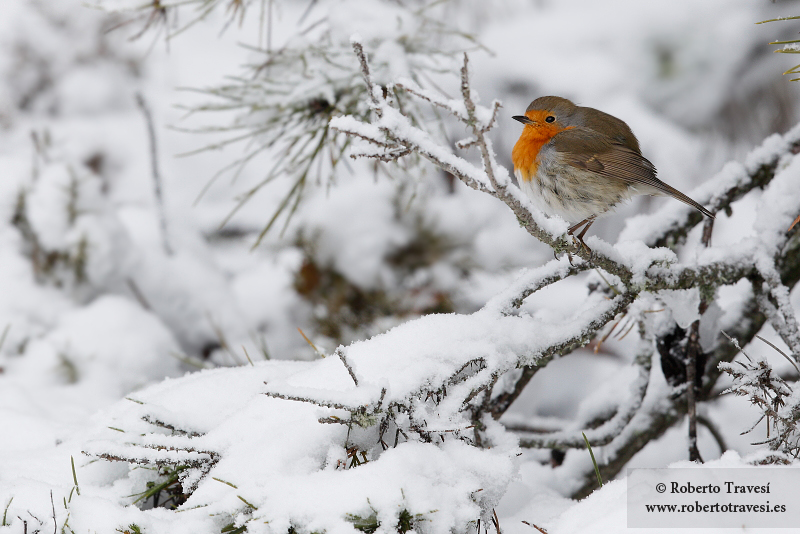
[
  {"xmin": 756, "ymin": 15, "xmax": 800, "ymax": 24},
  {"xmin": 71, "ymin": 456, "xmax": 80, "ymax": 496},
  {"xmin": 582, "ymin": 432, "xmax": 603, "ymax": 488}
]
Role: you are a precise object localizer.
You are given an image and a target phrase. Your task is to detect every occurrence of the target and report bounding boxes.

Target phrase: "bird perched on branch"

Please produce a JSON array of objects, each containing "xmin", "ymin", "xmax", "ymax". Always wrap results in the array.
[{"xmin": 512, "ymin": 96, "xmax": 714, "ymax": 250}]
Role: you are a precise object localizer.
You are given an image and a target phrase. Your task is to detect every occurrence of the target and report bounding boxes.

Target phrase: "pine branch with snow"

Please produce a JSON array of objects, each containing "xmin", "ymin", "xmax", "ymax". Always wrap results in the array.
[{"xmin": 136, "ymin": 0, "xmax": 483, "ymax": 244}]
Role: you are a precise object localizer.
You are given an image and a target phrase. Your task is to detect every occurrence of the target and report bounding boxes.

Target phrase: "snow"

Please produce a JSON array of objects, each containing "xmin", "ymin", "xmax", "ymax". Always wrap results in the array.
[{"xmin": 1, "ymin": 0, "xmax": 799, "ymax": 533}]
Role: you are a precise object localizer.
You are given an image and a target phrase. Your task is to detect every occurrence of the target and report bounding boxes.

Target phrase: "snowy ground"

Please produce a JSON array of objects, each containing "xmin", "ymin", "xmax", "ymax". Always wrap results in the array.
[{"xmin": 1, "ymin": 0, "xmax": 799, "ymax": 533}]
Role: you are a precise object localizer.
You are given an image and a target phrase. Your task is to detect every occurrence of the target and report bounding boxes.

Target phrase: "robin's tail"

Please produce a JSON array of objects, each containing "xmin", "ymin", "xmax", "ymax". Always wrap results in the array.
[{"xmin": 656, "ymin": 182, "xmax": 714, "ymax": 219}]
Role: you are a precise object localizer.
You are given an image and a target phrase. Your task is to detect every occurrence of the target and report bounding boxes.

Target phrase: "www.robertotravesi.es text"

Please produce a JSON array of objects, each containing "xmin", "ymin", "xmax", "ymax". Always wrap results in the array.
[{"xmin": 644, "ymin": 501, "xmax": 786, "ymax": 514}]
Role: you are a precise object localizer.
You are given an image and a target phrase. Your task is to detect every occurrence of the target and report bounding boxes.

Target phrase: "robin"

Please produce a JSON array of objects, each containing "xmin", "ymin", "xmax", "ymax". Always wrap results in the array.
[{"xmin": 512, "ymin": 96, "xmax": 714, "ymax": 250}]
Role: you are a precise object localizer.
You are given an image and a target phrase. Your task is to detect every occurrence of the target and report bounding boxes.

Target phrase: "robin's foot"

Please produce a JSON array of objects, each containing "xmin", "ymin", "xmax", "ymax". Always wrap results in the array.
[
  {"xmin": 571, "ymin": 235, "xmax": 592, "ymax": 256},
  {"xmin": 568, "ymin": 216, "xmax": 596, "ymax": 259}
]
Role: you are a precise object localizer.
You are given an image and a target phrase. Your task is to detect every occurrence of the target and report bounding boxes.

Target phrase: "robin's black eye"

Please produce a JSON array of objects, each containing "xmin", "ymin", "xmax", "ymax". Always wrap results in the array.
[{"xmin": 545, "ymin": 115, "xmax": 556, "ymax": 123}]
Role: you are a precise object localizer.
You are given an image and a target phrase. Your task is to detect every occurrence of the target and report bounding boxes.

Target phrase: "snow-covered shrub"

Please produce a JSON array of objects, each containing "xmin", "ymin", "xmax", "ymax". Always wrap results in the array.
[
  {"xmin": 12, "ymin": 151, "xmax": 130, "ymax": 296},
  {"xmin": 98, "ymin": 0, "xmax": 481, "ymax": 245},
  {"xmin": 82, "ymin": 311, "xmax": 537, "ymax": 533},
  {"xmin": 0, "ymin": 1, "xmax": 138, "ymax": 123}
]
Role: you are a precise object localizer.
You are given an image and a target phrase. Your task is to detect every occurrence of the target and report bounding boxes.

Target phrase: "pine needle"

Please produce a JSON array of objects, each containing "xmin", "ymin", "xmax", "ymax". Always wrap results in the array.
[{"xmin": 582, "ymin": 432, "xmax": 603, "ymax": 488}]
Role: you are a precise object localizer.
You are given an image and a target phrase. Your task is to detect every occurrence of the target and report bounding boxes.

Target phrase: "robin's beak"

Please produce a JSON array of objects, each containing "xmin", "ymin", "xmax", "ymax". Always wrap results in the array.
[{"xmin": 512, "ymin": 115, "xmax": 535, "ymax": 125}]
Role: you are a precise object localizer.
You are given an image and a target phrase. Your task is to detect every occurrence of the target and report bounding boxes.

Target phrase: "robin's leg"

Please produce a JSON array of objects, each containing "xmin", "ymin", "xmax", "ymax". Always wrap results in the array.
[
  {"xmin": 567, "ymin": 217, "xmax": 596, "ymax": 255},
  {"xmin": 567, "ymin": 218, "xmax": 590, "ymax": 235},
  {"xmin": 576, "ymin": 218, "xmax": 595, "ymax": 256},
  {"xmin": 575, "ymin": 217, "xmax": 595, "ymax": 242}
]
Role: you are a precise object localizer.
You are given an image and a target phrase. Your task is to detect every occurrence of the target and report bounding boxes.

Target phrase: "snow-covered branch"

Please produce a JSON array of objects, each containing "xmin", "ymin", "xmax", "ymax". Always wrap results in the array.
[
  {"xmin": 622, "ymin": 127, "xmax": 800, "ymax": 248},
  {"xmin": 754, "ymin": 269, "xmax": 800, "ymax": 363},
  {"xmin": 516, "ymin": 338, "xmax": 653, "ymax": 449}
]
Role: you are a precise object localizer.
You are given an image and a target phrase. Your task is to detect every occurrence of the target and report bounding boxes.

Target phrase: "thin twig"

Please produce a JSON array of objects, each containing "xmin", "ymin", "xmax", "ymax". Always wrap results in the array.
[
  {"xmin": 686, "ymin": 216, "xmax": 714, "ymax": 462},
  {"xmin": 135, "ymin": 93, "xmax": 172, "ymax": 256},
  {"xmin": 336, "ymin": 347, "xmax": 359, "ymax": 386},
  {"xmin": 394, "ymin": 79, "xmax": 468, "ymax": 121},
  {"xmin": 262, "ymin": 389, "xmax": 359, "ymax": 411},
  {"xmin": 697, "ymin": 414, "xmax": 728, "ymax": 453},
  {"xmin": 297, "ymin": 327, "xmax": 326, "ymax": 358},
  {"xmin": 492, "ymin": 509, "xmax": 502, "ymax": 534},
  {"xmin": 50, "ymin": 491, "xmax": 56, "ymax": 534},
  {"xmin": 521, "ymin": 522, "xmax": 548, "ymax": 534},
  {"xmin": 351, "ymin": 40, "xmax": 380, "ymax": 112},
  {"xmin": 126, "ymin": 278, "xmax": 151, "ymax": 310},
  {"xmin": 686, "ymin": 318, "xmax": 703, "ymax": 462}
]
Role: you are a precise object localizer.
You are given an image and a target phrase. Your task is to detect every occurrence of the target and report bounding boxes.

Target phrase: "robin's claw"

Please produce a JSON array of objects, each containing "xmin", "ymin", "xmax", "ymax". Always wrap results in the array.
[
  {"xmin": 568, "ymin": 235, "xmax": 593, "ymax": 264},
  {"xmin": 553, "ymin": 249, "xmax": 574, "ymax": 265},
  {"xmin": 578, "ymin": 238, "xmax": 593, "ymax": 257}
]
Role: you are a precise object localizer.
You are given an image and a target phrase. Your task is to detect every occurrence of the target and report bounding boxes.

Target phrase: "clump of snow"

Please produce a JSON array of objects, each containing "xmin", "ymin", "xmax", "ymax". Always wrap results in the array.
[{"xmin": 39, "ymin": 296, "xmax": 181, "ymax": 394}]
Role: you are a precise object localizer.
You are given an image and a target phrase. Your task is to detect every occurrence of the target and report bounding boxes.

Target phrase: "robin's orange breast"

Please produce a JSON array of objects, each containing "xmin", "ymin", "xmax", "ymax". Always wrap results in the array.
[{"xmin": 511, "ymin": 111, "xmax": 569, "ymax": 181}]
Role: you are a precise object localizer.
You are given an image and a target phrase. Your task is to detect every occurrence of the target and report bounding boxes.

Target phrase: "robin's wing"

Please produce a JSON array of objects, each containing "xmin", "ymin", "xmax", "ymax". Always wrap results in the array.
[
  {"xmin": 551, "ymin": 128, "xmax": 714, "ymax": 219},
  {"xmin": 579, "ymin": 107, "xmax": 642, "ymax": 153}
]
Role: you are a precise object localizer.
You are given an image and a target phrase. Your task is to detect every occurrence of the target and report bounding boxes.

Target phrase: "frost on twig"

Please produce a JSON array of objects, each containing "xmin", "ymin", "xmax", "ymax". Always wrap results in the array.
[{"xmin": 83, "ymin": 416, "xmax": 220, "ymax": 495}]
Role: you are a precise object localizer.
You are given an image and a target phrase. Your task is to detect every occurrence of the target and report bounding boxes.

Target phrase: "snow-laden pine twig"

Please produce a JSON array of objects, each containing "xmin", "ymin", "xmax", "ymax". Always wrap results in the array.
[
  {"xmin": 140, "ymin": 0, "xmax": 485, "ymax": 245},
  {"xmin": 720, "ymin": 333, "xmax": 800, "ymax": 458},
  {"xmin": 754, "ymin": 268, "xmax": 800, "ymax": 364}
]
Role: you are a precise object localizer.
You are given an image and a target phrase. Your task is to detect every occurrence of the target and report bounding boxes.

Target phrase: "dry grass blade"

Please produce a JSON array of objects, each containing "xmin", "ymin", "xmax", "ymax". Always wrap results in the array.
[
  {"xmin": 297, "ymin": 327, "xmax": 326, "ymax": 358},
  {"xmin": 616, "ymin": 318, "xmax": 637, "ymax": 341}
]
